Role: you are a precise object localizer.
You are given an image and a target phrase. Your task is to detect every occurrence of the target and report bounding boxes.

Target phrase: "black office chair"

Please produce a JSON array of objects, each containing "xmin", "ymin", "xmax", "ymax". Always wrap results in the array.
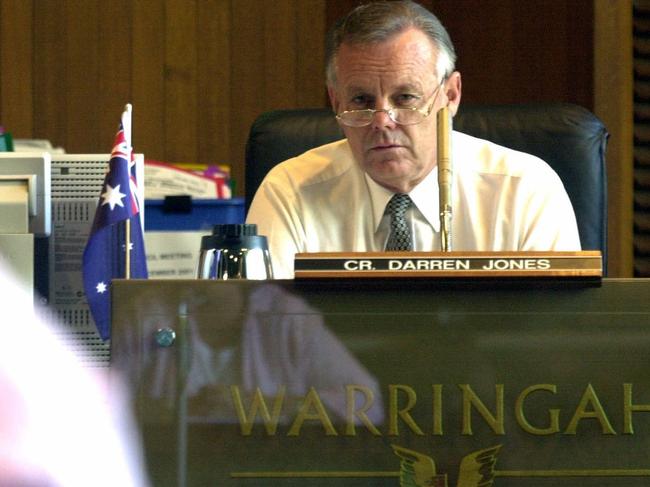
[{"xmin": 245, "ymin": 103, "xmax": 608, "ymax": 267}]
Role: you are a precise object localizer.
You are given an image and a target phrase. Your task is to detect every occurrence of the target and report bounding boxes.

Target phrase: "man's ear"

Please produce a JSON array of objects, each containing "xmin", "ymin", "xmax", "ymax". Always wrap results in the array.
[
  {"xmin": 327, "ymin": 85, "xmax": 340, "ymax": 114},
  {"xmin": 444, "ymin": 71, "xmax": 462, "ymax": 117}
]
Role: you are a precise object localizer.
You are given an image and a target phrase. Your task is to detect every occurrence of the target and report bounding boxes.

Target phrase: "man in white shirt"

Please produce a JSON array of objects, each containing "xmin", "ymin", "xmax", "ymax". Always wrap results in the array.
[{"xmin": 246, "ymin": 0, "xmax": 580, "ymax": 279}]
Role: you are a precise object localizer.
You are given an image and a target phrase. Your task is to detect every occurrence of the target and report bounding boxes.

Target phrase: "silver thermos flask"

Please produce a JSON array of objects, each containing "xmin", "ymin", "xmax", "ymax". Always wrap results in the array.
[{"xmin": 197, "ymin": 223, "xmax": 273, "ymax": 280}]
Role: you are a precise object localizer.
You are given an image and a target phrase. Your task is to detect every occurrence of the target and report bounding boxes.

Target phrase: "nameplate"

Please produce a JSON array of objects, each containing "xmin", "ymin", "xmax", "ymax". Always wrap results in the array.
[{"xmin": 294, "ymin": 251, "xmax": 602, "ymax": 279}]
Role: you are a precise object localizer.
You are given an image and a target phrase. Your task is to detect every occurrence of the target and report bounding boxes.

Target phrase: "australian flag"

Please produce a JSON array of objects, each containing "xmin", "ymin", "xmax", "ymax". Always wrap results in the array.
[{"xmin": 82, "ymin": 111, "xmax": 148, "ymax": 341}]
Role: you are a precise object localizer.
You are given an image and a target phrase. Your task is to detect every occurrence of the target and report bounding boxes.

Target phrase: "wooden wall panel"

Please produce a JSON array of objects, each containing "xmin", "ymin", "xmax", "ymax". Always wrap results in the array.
[
  {"xmin": 324, "ymin": 0, "xmax": 593, "ymax": 107},
  {"xmin": 598, "ymin": 0, "xmax": 634, "ymax": 277},
  {"xmin": 513, "ymin": 0, "xmax": 592, "ymax": 109},
  {"xmin": 164, "ymin": 0, "xmax": 198, "ymax": 163},
  {"xmin": 230, "ymin": 0, "xmax": 266, "ymax": 194},
  {"xmin": 263, "ymin": 0, "xmax": 297, "ymax": 108},
  {"xmin": 33, "ymin": 0, "xmax": 68, "ymax": 150},
  {"xmin": 0, "ymin": 0, "xmax": 631, "ymax": 275},
  {"xmin": 0, "ymin": 1, "xmax": 599, "ymax": 170},
  {"xmin": 433, "ymin": 0, "xmax": 593, "ymax": 107},
  {"xmin": 0, "ymin": 0, "xmax": 34, "ymax": 138},
  {"xmin": 434, "ymin": 0, "xmax": 516, "ymax": 102},
  {"xmin": 226, "ymin": 0, "xmax": 328, "ymax": 193},
  {"xmin": 65, "ymin": 0, "xmax": 100, "ymax": 152},
  {"xmin": 132, "ymin": 0, "xmax": 165, "ymax": 161},
  {"xmin": 197, "ymin": 0, "xmax": 231, "ymax": 166},
  {"xmin": 296, "ymin": 0, "xmax": 327, "ymax": 107},
  {"xmin": 1, "ymin": 0, "xmax": 326, "ymax": 190},
  {"xmin": 97, "ymin": 0, "xmax": 132, "ymax": 147}
]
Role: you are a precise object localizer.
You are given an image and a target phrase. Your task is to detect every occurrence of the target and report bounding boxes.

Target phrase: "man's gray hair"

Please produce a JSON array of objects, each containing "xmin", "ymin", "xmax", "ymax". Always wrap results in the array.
[{"xmin": 325, "ymin": 0, "xmax": 456, "ymax": 86}]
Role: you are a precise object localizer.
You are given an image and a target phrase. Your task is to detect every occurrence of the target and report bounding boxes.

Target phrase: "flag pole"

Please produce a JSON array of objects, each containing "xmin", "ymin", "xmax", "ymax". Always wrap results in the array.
[
  {"xmin": 123, "ymin": 103, "xmax": 132, "ymax": 279},
  {"xmin": 125, "ymin": 220, "xmax": 131, "ymax": 279}
]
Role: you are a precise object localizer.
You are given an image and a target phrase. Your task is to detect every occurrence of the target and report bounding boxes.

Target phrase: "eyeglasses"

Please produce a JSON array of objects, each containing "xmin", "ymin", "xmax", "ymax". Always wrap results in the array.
[{"xmin": 335, "ymin": 80, "xmax": 445, "ymax": 128}]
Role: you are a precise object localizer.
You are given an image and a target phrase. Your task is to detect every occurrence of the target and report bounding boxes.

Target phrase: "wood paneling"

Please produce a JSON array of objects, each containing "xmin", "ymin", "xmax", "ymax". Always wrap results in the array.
[
  {"xmin": 98, "ymin": 0, "xmax": 132, "ymax": 148},
  {"xmin": 433, "ymin": 0, "xmax": 593, "ymax": 107},
  {"xmin": 230, "ymin": 0, "xmax": 266, "ymax": 193},
  {"xmin": 326, "ymin": 0, "xmax": 593, "ymax": 106},
  {"xmin": 165, "ymin": 0, "xmax": 198, "ymax": 163},
  {"xmin": 0, "ymin": 0, "xmax": 327, "ymax": 196},
  {"xmin": 33, "ymin": 0, "xmax": 67, "ymax": 150},
  {"xmin": 197, "ymin": 0, "xmax": 231, "ymax": 166},
  {"xmin": 0, "ymin": 0, "xmax": 33, "ymax": 137},
  {"xmin": 263, "ymin": 0, "xmax": 296, "ymax": 108},
  {"xmin": 0, "ymin": 0, "xmax": 632, "ymax": 274},
  {"xmin": 597, "ymin": 0, "xmax": 633, "ymax": 277},
  {"xmin": 132, "ymin": 0, "xmax": 165, "ymax": 162},
  {"xmin": 0, "ymin": 0, "xmax": 595, "ymax": 184},
  {"xmin": 65, "ymin": 0, "xmax": 100, "ymax": 152},
  {"xmin": 296, "ymin": 0, "xmax": 328, "ymax": 107}
]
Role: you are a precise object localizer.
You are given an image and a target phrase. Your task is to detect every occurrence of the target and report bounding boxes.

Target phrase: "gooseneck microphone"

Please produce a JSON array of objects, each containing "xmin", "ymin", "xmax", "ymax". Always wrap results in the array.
[{"xmin": 437, "ymin": 106, "xmax": 453, "ymax": 252}]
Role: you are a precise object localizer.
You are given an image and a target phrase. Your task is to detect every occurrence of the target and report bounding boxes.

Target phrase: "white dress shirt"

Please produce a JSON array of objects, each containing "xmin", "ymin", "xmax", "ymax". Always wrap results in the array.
[{"xmin": 246, "ymin": 131, "xmax": 581, "ymax": 279}]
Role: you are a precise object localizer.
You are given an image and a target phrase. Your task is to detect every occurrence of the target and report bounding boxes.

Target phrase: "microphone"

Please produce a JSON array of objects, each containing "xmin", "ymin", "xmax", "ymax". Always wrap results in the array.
[{"xmin": 437, "ymin": 106, "xmax": 453, "ymax": 252}]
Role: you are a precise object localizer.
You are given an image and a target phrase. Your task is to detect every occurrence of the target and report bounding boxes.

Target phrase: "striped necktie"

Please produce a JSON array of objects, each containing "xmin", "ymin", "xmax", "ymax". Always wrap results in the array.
[{"xmin": 385, "ymin": 193, "xmax": 413, "ymax": 251}]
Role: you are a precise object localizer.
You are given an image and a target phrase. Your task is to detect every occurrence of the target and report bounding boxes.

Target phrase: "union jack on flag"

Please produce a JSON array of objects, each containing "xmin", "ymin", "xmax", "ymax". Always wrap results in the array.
[{"xmin": 82, "ymin": 107, "xmax": 148, "ymax": 341}]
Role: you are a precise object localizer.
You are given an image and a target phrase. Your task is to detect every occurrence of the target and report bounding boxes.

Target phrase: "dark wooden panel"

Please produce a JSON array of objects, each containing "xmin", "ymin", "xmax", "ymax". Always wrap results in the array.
[
  {"xmin": 65, "ymin": 0, "xmax": 100, "ymax": 152},
  {"xmin": 563, "ymin": 0, "xmax": 594, "ymax": 110},
  {"xmin": 230, "ymin": 0, "xmax": 265, "ymax": 195},
  {"xmin": 599, "ymin": 0, "xmax": 633, "ymax": 277},
  {"xmin": 0, "ymin": 0, "xmax": 598, "ymax": 192},
  {"xmin": 296, "ymin": 0, "xmax": 327, "ymax": 107},
  {"xmin": 132, "ymin": 0, "xmax": 165, "ymax": 160},
  {"xmin": 164, "ymin": 0, "xmax": 198, "ymax": 163},
  {"xmin": 434, "ymin": 0, "xmax": 593, "ymax": 107},
  {"xmin": 197, "ymin": 0, "xmax": 231, "ymax": 165},
  {"xmin": 97, "ymin": 0, "xmax": 133, "ymax": 148},
  {"xmin": 435, "ymin": 0, "xmax": 516, "ymax": 103},
  {"xmin": 0, "ymin": 0, "xmax": 34, "ymax": 138},
  {"xmin": 33, "ymin": 0, "xmax": 68, "ymax": 149},
  {"xmin": 263, "ymin": 0, "xmax": 297, "ymax": 108},
  {"xmin": 325, "ymin": 0, "xmax": 593, "ymax": 108},
  {"xmin": 512, "ymin": 0, "xmax": 592, "ymax": 107}
]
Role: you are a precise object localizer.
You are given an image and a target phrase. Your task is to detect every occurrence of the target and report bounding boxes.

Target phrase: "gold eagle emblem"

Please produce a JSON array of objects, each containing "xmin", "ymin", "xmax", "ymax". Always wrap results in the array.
[{"xmin": 391, "ymin": 444, "xmax": 501, "ymax": 487}]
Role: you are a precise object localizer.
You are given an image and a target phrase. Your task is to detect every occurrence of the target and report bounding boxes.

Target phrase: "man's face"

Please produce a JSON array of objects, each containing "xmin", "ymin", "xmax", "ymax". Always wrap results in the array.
[{"xmin": 328, "ymin": 28, "xmax": 461, "ymax": 193}]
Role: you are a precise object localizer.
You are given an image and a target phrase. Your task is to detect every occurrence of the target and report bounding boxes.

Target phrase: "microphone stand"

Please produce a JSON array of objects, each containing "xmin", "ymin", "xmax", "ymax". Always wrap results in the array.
[{"xmin": 437, "ymin": 106, "xmax": 453, "ymax": 252}]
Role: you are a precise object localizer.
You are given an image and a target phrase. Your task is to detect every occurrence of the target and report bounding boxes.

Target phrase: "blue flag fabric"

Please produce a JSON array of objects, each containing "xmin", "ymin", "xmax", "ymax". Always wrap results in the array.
[{"xmin": 82, "ymin": 121, "xmax": 148, "ymax": 340}]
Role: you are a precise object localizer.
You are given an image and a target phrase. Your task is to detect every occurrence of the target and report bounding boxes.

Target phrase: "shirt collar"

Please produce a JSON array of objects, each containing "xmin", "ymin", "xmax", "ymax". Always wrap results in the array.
[
  {"xmin": 365, "ymin": 168, "xmax": 440, "ymax": 232},
  {"xmin": 410, "ymin": 168, "xmax": 440, "ymax": 232}
]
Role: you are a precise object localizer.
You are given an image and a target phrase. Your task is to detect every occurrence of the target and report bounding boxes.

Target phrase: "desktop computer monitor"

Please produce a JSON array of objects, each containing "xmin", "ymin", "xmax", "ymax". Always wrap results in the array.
[
  {"xmin": 0, "ymin": 152, "xmax": 51, "ymax": 298},
  {"xmin": 0, "ymin": 152, "xmax": 51, "ymax": 236},
  {"xmin": 1, "ymin": 153, "xmax": 143, "ymax": 366}
]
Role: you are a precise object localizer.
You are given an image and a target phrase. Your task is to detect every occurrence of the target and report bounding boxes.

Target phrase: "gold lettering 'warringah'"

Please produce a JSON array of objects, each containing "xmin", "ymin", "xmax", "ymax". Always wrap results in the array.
[{"xmin": 229, "ymin": 383, "xmax": 649, "ymax": 437}]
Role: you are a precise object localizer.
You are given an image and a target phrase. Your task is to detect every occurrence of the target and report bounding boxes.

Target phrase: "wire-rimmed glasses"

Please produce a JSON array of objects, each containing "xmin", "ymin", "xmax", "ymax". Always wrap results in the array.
[{"xmin": 335, "ymin": 80, "xmax": 445, "ymax": 128}]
